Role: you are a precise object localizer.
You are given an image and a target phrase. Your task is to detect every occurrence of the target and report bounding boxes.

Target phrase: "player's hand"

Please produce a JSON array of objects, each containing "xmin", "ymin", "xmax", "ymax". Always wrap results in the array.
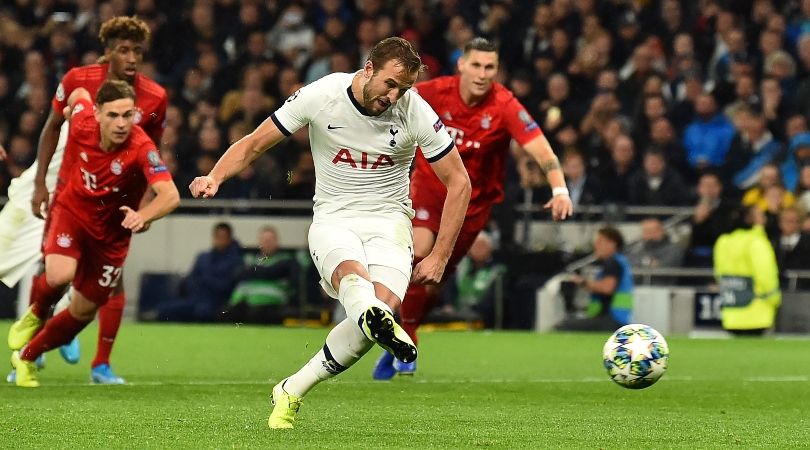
[
  {"xmin": 120, "ymin": 206, "xmax": 147, "ymax": 232},
  {"xmin": 544, "ymin": 194, "xmax": 573, "ymax": 221},
  {"xmin": 189, "ymin": 175, "xmax": 219, "ymax": 198},
  {"xmin": 411, "ymin": 253, "xmax": 447, "ymax": 285},
  {"xmin": 0, "ymin": 144, "xmax": 7, "ymax": 161},
  {"xmin": 31, "ymin": 183, "xmax": 50, "ymax": 219},
  {"xmin": 134, "ymin": 221, "xmax": 151, "ymax": 234}
]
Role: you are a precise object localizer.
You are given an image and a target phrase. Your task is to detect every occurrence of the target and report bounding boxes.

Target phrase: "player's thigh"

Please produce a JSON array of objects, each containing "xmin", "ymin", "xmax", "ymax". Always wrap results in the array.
[
  {"xmin": 42, "ymin": 207, "xmax": 85, "ymax": 286},
  {"xmin": 73, "ymin": 243, "xmax": 126, "ymax": 306},
  {"xmin": 411, "ymin": 197, "xmax": 441, "ymax": 259},
  {"xmin": 370, "ymin": 268, "xmax": 409, "ymax": 310},
  {"xmin": 412, "ymin": 226, "xmax": 436, "ymax": 259},
  {"xmin": 68, "ymin": 288, "xmax": 101, "ymax": 322},
  {"xmin": 308, "ymin": 221, "xmax": 369, "ymax": 297},
  {"xmin": 363, "ymin": 217, "xmax": 413, "ymax": 302}
]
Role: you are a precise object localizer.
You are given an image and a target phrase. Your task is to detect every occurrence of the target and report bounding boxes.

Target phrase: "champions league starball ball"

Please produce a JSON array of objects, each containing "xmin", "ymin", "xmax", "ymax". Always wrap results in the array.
[{"xmin": 602, "ymin": 324, "xmax": 669, "ymax": 389}]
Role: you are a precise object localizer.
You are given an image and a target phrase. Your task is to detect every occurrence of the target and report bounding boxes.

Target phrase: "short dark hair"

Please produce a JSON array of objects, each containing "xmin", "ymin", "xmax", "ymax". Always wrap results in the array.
[
  {"xmin": 464, "ymin": 37, "xmax": 498, "ymax": 54},
  {"xmin": 214, "ymin": 222, "xmax": 233, "ymax": 236},
  {"xmin": 597, "ymin": 226, "xmax": 624, "ymax": 250},
  {"xmin": 95, "ymin": 80, "xmax": 136, "ymax": 105},
  {"xmin": 368, "ymin": 37, "xmax": 424, "ymax": 74},
  {"xmin": 99, "ymin": 16, "xmax": 150, "ymax": 47}
]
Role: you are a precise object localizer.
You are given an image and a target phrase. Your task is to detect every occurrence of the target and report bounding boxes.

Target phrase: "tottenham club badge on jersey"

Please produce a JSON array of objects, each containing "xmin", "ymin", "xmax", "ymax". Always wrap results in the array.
[
  {"xmin": 480, "ymin": 114, "xmax": 492, "ymax": 130},
  {"xmin": 56, "ymin": 233, "xmax": 73, "ymax": 248},
  {"xmin": 110, "ymin": 159, "xmax": 124, "ymax": 175}
]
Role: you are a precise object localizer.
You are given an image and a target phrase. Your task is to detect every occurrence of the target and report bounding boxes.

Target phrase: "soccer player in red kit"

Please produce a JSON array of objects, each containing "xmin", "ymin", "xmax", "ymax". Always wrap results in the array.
[
  {"xmin": 29, "ymin": 16, "xmax": 166, "ymax": 383},
  {"xmin": 373, "ymin": 38, "xmax": 573, "ymax": 379},
  {"xmin": 7, "ymin": 81, "xmax": 180, "ymax": 387}
]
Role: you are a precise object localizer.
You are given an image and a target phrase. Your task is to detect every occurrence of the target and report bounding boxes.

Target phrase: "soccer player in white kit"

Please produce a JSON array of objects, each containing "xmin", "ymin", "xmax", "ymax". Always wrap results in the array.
[{"xmin": 189, "ymin": 37, "xmax": 471, "ymax": 429}]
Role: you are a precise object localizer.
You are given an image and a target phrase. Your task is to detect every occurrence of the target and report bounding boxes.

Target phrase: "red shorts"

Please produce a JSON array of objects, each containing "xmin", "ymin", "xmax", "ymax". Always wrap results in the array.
[
  {"xmin": 411, "ymin": 192, "xmax": 491, "ymax": 282},
  {"xmin": 43, "ymin": 204, "xmax": 129, "ymax": 305}
]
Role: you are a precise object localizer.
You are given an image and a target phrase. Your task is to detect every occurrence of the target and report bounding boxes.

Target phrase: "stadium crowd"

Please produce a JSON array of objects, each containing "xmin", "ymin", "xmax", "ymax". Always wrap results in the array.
[{"xmin": 3, "ymin": 0, "xmax": 810, "ymax": 270}]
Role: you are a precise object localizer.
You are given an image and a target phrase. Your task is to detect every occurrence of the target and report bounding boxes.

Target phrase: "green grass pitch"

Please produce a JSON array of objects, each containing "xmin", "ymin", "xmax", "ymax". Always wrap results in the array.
[{"xmin": 0, "ymin": 321, "xmax": 808, "ymax": 449}]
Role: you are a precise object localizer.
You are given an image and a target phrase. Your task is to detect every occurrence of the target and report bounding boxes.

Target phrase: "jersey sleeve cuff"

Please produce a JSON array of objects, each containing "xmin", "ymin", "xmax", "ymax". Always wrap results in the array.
[
  {"xmin": 425, "ymin": 141, "xmax": 454, "ymax": 163},
  {"xmin": 270, "ymin": 113, "xmax": 292, "ymax": 137}
]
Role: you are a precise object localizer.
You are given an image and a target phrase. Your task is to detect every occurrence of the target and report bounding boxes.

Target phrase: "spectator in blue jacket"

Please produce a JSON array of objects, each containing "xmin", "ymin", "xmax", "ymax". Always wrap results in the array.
[
  {"xmin": 683, "ymin": 93, "xmax": 736, "ymax": 171},
  {"xmin": 152, "ymin": 223, "xmax": 244, "ymax": 322}
]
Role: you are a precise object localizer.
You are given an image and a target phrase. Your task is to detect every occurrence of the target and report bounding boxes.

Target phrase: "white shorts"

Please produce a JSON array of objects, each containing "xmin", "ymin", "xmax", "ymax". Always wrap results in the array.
[
  {"xmin": 0, "ymin": 202, "xmax": 46, "ymax": 287},
  {"xmin": 308, "ymin": 214, "xmax": 413, "ymax": 301},
  {"xmin": 0, "ymin": 122, "xmax": 67, "ymax": 287}
]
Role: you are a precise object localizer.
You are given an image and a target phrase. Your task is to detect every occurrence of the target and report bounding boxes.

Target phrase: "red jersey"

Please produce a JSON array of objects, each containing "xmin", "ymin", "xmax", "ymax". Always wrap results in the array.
[
  {"xmin": 53, "ymin": 63, "xmax": 167, "ymax": 187},
  {"xmin": 410, "ymin": 75, "xmax": 543, "ymax": 216},
  {"xmin": 54, "ymin": 98, "xmax": 172, "ymax": 244}
]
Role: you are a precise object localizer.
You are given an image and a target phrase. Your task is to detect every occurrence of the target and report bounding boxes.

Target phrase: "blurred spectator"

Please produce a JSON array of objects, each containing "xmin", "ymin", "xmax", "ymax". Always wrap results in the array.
[
  {"xmin": 221, "ymin": 226, "xmax": 299, "ymax": 324},
  {"xmin": 742, "ymin": 163, "xmax": 796, "ymax": 213},
  {"xmin": 440, "ymin": 231, "xmax": 506, "ymax": 328},
  {"xmin": 146, "ymin": 223, "xmax": 244, "ymax": 323},
  {"xmin": 727, "ymin": 107, "xmax": 783, "ymax": 191},
  {"xmin": 781, "ymin": 132, "xmax": 810, "ymax": 192},
  {"xmin": 773, "ymin": 207, "xmax": 810, "ymax": 278},
  {"xmin": 682, "ymin": 93, "xmax": 736, "ymax": 172},
  {"xmin": 561, "ymin": 149, "xmax": 603, "ymax": 208},
  {"xmin": 714, "ymin": 205, "xmax": 780, "ymax": 336},
  {"xmin": 557, "ymin": 227, "xmax": 634, "ymax": 331},
  {"xmin": 628, "ymin": 147, "xmax": 689, "ymax": 206},
  {"xmin": 687, "ymin": 172, "xmax": 734, "ymax": 267},
  {"xmin": 626, "ymin": 217, "xmax": 684, "ymax": 268},
  {"xmin": 599, "ymin": 134, "xmax": 637, "ymax": 203}
]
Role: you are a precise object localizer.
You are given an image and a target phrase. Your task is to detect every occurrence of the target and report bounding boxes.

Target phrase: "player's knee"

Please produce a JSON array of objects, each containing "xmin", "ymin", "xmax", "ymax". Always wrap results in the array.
[
  {"xmin": 68, "ymin": 293, "xmax": 99, "ymax": 322},
  {"xmin": 330, "ymin": 261, "xmax": 369, "ymax": 289},
  {"xmin": 45, "ymin": 270, "xmax": 72, "ymax": 289}
]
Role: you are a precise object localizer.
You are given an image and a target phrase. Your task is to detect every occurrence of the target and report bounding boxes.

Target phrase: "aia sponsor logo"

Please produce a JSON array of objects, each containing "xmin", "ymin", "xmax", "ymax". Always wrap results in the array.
[{"xmin": 332, "ymin": 149, "xmax": 394, "ymax": 169}]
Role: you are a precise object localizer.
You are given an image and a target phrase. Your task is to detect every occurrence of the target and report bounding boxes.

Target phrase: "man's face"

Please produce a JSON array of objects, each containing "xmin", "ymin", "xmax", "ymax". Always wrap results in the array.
[
  {"xmin": 593, "ymin": 234, "xmax": 617, "ymax": 259},
  {"xmin": 361, "ymin": 59, "xmax": 417, "ymax": 116},
  {"xmin": 258, "ymin": 230, "xmax": 278, "ymax": 255},
  {"xmin": 697, "ymin": 174, "xmax": 722, "ymax": 199},
  {"xmin": 644, "ymin": 153, "xmax": 665, "ymax": 177},
  {"xmin": 95, "ymin": 98, "xmax": 136, "ymax": 146},
  {"xmin": 213, "ymin": 228, "xmax": 232, "ymax": 251},
  {"xmin": 641, "ymin": 219, "xmax": 664, "ymax": 242},
  {"xmin": 780, "ymin": 210, "xmax": 801, "ymax": 235},
  {"xmin": 106, "ymin": 39, "xmax": 144, "ymax": 82},
  {"xmin": 457, "ymin": 50, "xmax": 499, "ymax": 100}
]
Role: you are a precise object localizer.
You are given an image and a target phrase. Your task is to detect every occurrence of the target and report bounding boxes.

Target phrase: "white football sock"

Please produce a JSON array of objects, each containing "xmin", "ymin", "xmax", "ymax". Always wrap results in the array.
[
  {"xmin": 283, "ymin": 318, "xmax": 373, "ymax": 398},
  {"xmin": 337, "ymin": 274, "xmax": 391, "ymax": 329}
]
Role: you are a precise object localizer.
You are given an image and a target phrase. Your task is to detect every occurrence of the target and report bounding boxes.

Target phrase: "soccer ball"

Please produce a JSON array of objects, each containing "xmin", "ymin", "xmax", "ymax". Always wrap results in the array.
[{"xmin": 602, "ymin": 323, "xmax": 669, "ymax": 389}]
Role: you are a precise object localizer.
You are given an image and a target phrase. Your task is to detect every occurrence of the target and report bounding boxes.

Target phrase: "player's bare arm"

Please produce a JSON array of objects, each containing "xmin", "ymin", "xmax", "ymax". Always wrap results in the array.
[
  {"xmin": 523, "ymin": 134, "xmax": 573, "ymax": 221},
  {"xmin": 31, "ymin": 88, "xmax": 91, "ymax": 218},
  {"xmin": 31, "ymin": 110, "xmax": 66, "ymax": 218},
  {"xmin": 412, "ymin": 147, "xmax": 471, "ymax": 285},
  {"xmin": 120, "ymin": 180, "xmax": 179, "ymax": 232},
  {"xmin": 189, "ymin": 116, "xmax": 286, "ymax": 198}
]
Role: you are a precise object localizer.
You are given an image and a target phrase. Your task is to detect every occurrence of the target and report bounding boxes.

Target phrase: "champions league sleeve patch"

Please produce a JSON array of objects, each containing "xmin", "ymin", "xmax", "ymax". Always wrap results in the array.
[
  {"xmin": 147, "ymin": 150, "xmax": 162, "ymax": 167},
  {"xmin": 518, "ymin": 109, "xmax": 539, "ymax": 131},
  {"xmin": 433, "ymin": 118, "xmax": 444, "ymax": 132},
  {"xmin": 55, "ymin": 83, "xmax": 65, "ymax": 102}
]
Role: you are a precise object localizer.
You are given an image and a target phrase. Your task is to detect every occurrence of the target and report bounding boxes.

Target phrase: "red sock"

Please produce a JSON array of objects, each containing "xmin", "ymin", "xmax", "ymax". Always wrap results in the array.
[
  {"xmin": 400, "ymin": 282, "xmax": 426, "ymax": 345},
  {"xmin": 29, "ymin": 273, "xmax": 65, "ymax": 319},
  {"xmin": 92, "ymin": 293, "xmax": 125, "ymax": 368},
  {"xmin": 21, "ymin": 309, "xmax": 90, "ymax": 361}
]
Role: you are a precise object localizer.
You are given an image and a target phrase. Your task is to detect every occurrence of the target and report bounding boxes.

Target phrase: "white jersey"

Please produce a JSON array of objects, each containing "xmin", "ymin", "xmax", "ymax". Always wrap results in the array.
[
  {"xmin": 271, "ymin": 72, "xmax": 453, "ymax": 220},
  {"xmin": 6, "ymin": 122, "xmax": 69, "ymax": 208}
]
